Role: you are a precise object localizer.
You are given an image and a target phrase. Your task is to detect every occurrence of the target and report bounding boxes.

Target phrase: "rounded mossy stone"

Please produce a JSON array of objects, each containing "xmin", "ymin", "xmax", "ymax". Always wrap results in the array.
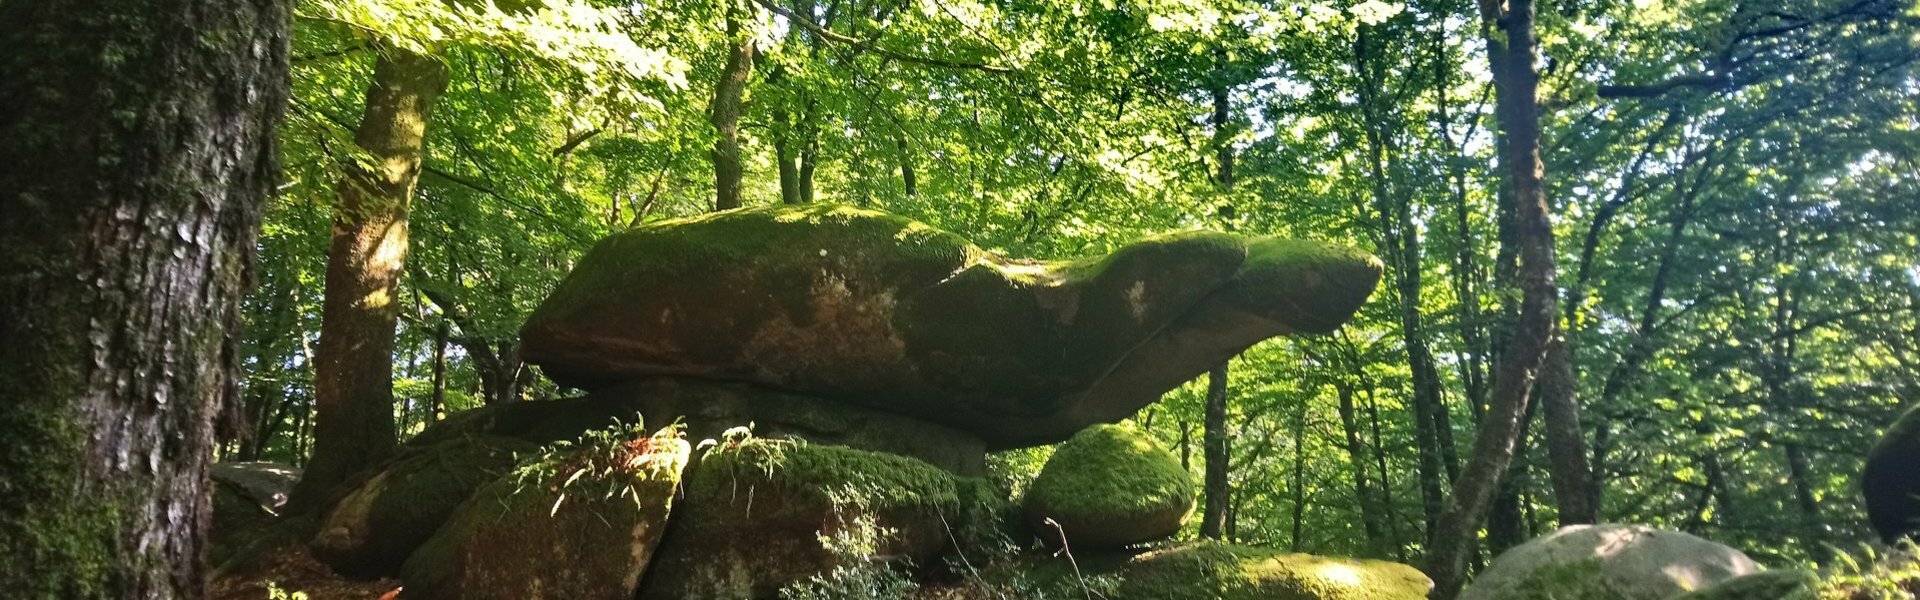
[
  {"xmin": 1116, "ymin": 541, "xmax": 1432, "ymax": 600},
  {"xmin": 1024, "ymin": 424, "xmax": 1194, "ymax": 549},
  {"xmin": 400, "ymin": 428, "xmax": 690, "ymax": 600},
  {"xmin": 310, "ymin": 437, "xmax": 534, "ymax": 577},
  {"xmin": 1672, "ymin": 570, "xmax": 1820, "ymax": 600},
  {"xmin": 1866, "ymin": 404, "xmax": 1920, "ymax": 542},
  {"xmin": 636, "ymin": 439, "xmax": 975, "ymax": 600},
  {"xmin": 1459, "ymin": 525, "xmax": 1762, "ymax": 600}
]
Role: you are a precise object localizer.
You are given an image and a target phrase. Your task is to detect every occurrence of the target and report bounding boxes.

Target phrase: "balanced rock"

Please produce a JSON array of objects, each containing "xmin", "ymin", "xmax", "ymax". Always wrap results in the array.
[
  {"xmin": 1459, "ymin": 525, "xmax": 1763, "ymax": 600},
  {"xmin": 520, "ymin": 204, "xmax": 1381, "ymax": 448},
  {"xmin": 1116, "ymin": 541, "xmax": 1431, "ymax": 600},
  {"xmin": 636, "ymin": 438, "xmax": 989, "ymax": 599},
  {"xmin": 1025, "ymin": 424, "xmax": 1193, "ymax": 549},
  {"xmin": 1866, "ymin": 404, "xmax": 1920, "ymax": 542},
  {"xmin": 310, "ymin": 437, "xmax": 532, "ymax": 577},
  {"xmin": 401, "ymin": 427, "xmax": 689, "ymax": 600},
  {"xmin": 1672, "ymin": 570, "xmax": 1819, "ymax": 600}
]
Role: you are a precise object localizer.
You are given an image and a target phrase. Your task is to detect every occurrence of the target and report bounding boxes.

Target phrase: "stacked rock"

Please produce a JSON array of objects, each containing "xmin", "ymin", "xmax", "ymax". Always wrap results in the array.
[{"xmin": 297, "ymin": 204, "xmax": 1386, "ymax": 598}]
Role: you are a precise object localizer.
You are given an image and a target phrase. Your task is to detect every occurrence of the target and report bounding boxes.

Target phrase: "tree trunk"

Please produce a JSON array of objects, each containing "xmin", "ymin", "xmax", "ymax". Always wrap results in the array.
[
  {"xmin": 1336, "ymin": 378, "xmax": 1389, "ymax": 555},
  {"xmin": 293, "ymin": 47, "xmax": 449, "ymax": 508},
  {"xmin": 1201, "ymin": 363, "xmax": 1232, "ymax": 540},
  {"xmin": 1425, "ymin": 0, "xmax": 1559, "ymax": 592},
  {"xmin": 710, "ymin": 5, "xmax": 755, "ymax": 211},
  {"xmin": 428, "ymin": 318, "xmax": 449, "ymax": 422},
  {"xmin": 897, "ymin": 136, "xmax": 918, "ymax": 197},
  {"xmin": 0, "ymin": 0, "xmax": 287, "ymax": 593},
  {"xmin": 1539, "ymin": 334, "xmax": 1597, "ymax": 524}
]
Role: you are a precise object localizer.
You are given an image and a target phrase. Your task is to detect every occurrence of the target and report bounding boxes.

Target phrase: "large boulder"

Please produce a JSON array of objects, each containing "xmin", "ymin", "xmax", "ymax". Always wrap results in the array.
[
  {"xmin": 520, "ymin": 204, "xmax": 1381, "ymax": 448},
  {"xmin": 406, "ymin": 377, "xmax": 988, "ymax": 475},
  {"xmin": 1866, "ymin": 403, "xmax": 1920, "ymax": 542},
  {"xmin": 1459, "ymin": 525, "xmax": 1763, "ymax": 600},
  {"xmin": 636, "ymin": 438, "xmax": 989, "ymax": 600},
  {"xmin": 1671, "ymin": 570, "xmax": 1819, "ymax": 600},
  {"xmin": 309, "ymin": 437, "xmax": 532, "ymax": 577},
  {"xmin": 211, "ymin": 462, "xmax": 301, "ymax": 540},
  {"xmin": 1024, "ymin": 424, "xmax": 1193, "ymax": 549},
  {"xmin": 400, "ymin": 426, "xmax": 689, "ymax": 600},
  {"xmin": 1115, "ymin": 541, "xmax": 1431, "ymax": 600}
]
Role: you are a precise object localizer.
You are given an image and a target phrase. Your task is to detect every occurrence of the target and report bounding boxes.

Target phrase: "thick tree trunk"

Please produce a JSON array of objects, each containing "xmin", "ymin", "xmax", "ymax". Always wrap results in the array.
[
  {"xmin": 0, "ymin": 0, "xmax": 287, "ymax": 594},
  {"xmin": 1201, "ymin": 363, "xmax": 1232, "ymax": 540},
  {"xmin": 710, "ymin": 6, "xmax": 755, "ymax": 211},
  {"xmin": 293, "ymin": 47, "xmax": 449, "ymax": 508},
  {"xmin": 1425, "ymin": 0, "xmax": 1559, "ymax": 593}
]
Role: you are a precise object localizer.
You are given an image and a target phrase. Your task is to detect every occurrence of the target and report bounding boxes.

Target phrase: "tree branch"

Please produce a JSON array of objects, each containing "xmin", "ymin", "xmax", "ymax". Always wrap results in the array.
[{"xmin": 753, "ymin": 0, "xmax": 1014, "ymax": 73}]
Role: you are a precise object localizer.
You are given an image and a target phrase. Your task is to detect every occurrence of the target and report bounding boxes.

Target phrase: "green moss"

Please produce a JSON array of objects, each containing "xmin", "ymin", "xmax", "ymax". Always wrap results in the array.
[
  {"xmin": 1220, "ymin": 238, "xmax": 1386, "ymax": 334},
  {"xmin": 1673, "ymin": 570, "xmax": 1819, "ymax": 600},
  {"xmin": 311, "ymin": 437, "xmax": 534, "ymax": 577},
  {"xmin": 1487, "ymin": 559, "xmax": 1625, "ymax": 600},
  {"xmin": 1024, "ymin": 424, "xmax": 1193, "ymax": 545},
  {"xmin": 694, "ymin": 439, "xmax": 961, "ymax": 512},
  {"xmin": 1117, "ymin": 541, "xmax": 1432, "ymax": 600}
]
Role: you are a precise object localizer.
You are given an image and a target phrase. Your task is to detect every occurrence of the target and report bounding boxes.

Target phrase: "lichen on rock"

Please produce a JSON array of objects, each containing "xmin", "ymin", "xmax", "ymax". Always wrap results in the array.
[
  {"xmin": 1458, "ymin": 524, "xmax": 1763, "ymax": 600},
  {"xmin": 1672, "ymin": 569, "xmax": 1820, "ymax": 600},
  {"xmin": 1024, "ymin": 423, "xmax": 1193, "ymax": 549}
]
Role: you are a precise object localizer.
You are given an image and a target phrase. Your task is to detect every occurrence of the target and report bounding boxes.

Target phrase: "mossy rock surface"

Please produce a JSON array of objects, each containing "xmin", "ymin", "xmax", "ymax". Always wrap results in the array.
[
  {"xmin": 1024, "ymin": 424, "xmax": 1193, "ymax": 549},
  {"xmin": 308, "ymin": 437, "xmax": 531, "ymax": 577},
  {"xmin": 1115, "ymin": 541, "xmax": 1431, "ymax": 600},
  {"xmin": 210, "ymin": 462, "xmax": 300, "ymax": 547},
  {"xmin": 399, "ymin": 429, "xmax": 690, "ymax": 600},
  {"xmin": 1458, "ymin": 524, "xmax": 1763, "ymax": 600},
  {"xmin": 636, "ymin": 439, "xmax": 986, "ymax": 600},
  {"xmin": 521, "ymin": 204, "xmax": 1381, "ymax": 448},
  {"xmin": 406, "ymin": 377, "xmax": 988, "ymax": 475},
  {"xmin": 1672, "ymin": 569, "xmax": 1820, "ymax": 600},
  {"xmin": 1867, "ymin": 404, "xmax": 1920, "ymax": 542}
]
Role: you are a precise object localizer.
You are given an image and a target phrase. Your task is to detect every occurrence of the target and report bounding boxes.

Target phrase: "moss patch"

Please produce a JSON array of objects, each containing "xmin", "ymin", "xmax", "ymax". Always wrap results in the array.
[
  {"xmin": 310, "ymin": 437, "xmax": 532, "ymax": 577},
  {"xmin": 1117, "ymin": 541, "xmax": 1431, "ymax": 600},
  {"xmin": 1024, "ymin": 424, "xmax": 1193, "ymax": 548}
]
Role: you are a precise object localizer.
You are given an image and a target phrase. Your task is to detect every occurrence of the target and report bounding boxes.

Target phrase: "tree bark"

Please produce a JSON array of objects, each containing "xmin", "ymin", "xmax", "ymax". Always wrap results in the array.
[
  {"xmin": 1425, "ymin": 0, "xmax": 1560, "ymax": 592},
  {"xmin": 1539, "ymin": 334, "xmax": 1597, "ymax": 524},
  {"xmin": 293, "ymin": 47, "xmax": 449, "ymax": 508},
  {"xmin": 1335, "ymin": 378, "xmax": 1389, "ymax": 555},
  {"xmin": 0, "ymin": 0, "xmax": 287, "ymax": 594},
  {"xmin": 1201, "ymin": 363, "xmax": 1232, "ymax": 540},
  {"xmin": 710, "ymin": 4, "xmax": 756, "ymax": 211}
]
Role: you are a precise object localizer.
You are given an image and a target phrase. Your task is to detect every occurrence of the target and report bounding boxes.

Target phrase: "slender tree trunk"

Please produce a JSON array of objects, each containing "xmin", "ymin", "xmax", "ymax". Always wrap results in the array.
[
  {"xmin": 897, "ymin": 136, "xmax": 918, "ymax": 197},
  {"xmin": 710, "ymin": 5, "xmax": 756, "ymax": 211},
  {"xmin": 0, "ymin": 0, "xmax": 287, "ymax": 594},
  {"xmin": 1201, "ymin": 363, "xmax": 1232, "ymax": 540},
  {"xmin": 1336, "ymin": 378, "xmax": 1389, "ymax": 555},
  {"xmin": 428, "ymin": 318, "xmax": 449, "ymax": 421},
  {"xmin": 293, "ymin": 47, "xmax": 449, "ymax": 508},
  {"xmin": 1539, "ymin": 335, "xmax": 1597, "ymax": 524},
  {"xmin": 1426, "ymin": 0, "xmax": 1559, "ymax": 591}
]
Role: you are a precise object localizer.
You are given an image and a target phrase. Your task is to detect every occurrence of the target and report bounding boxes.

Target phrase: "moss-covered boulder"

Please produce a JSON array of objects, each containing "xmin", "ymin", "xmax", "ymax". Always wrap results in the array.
[
  {"xmin": 308, "ymin": 437, "xmax": 531, "ymax": 577},
  {"xmin": 406, "ymin": 377, "xmax": 988, "ymax": 475},
  {"xmin": 1024, "ymin": 424, "xmax": 1193, "ymax": 549},
  {"xmin": 399, "ymin": 427, "xmax": 689, "ymax": 600},
  {"xmin": 1672, "ymin": 569, "xmax": 1820, "ymax": 600},
  {"xmin": 1114, "ymin": 541, "xmax": 1430, "ymax": 600},
  {"xmin": 520, "ymin": 204, "xmax": 1382, "ymax": 448},
  {"xmin": 211, "ymin": 461, "xmax": 300, "ymax": 542},
  {"xmin": 1458, "ymin": 525, "xmax": 1763, "ymax": 600},
  {"xmin": 1867, "ymin": 404, "xmax": 1920, "ymax": 542},
  {"xmin": 636, "ymin": 439, "xmax": 988, "ymax": 600}
]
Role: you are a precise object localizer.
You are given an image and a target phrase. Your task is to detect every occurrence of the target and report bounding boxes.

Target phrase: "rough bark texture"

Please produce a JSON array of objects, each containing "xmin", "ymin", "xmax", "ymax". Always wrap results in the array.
[
  {"xmin": 709, "ymin": 6, "xmax": 755, "ymax": 211},
  {"xmin": 0, "ymin": 0, "xmax": 288, "ymax": 595},
  {"xmin": 1424, "ymin": 0, "xmax": 1559, "ymax": 593},
  {"xmin": 293, "ymin": 47, "xmax": 449, "ymax": 508}
]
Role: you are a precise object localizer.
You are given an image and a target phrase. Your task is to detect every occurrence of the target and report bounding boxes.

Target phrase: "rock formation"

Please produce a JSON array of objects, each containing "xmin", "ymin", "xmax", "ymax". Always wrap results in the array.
[
  {"xmin": 1866, "ymin": 404, "xmax": 1920, "ymax": 542},
  {"xmin": 1459, "ymin": 524, "xmax": 1763, "ymax": 600},
  {"xmin": 1024, "ymin": 423, "xmax": 1194, "ymax": 549},
  {"xmin": 278, "ymin": 204, "xmax": 1387, "ymax": 598}
]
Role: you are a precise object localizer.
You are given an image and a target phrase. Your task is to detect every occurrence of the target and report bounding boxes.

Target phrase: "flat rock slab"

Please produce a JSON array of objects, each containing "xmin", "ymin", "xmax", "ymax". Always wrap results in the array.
[{"xmin": 522, "ymin": 204, "xmax": 1381, "ymax": 448}]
